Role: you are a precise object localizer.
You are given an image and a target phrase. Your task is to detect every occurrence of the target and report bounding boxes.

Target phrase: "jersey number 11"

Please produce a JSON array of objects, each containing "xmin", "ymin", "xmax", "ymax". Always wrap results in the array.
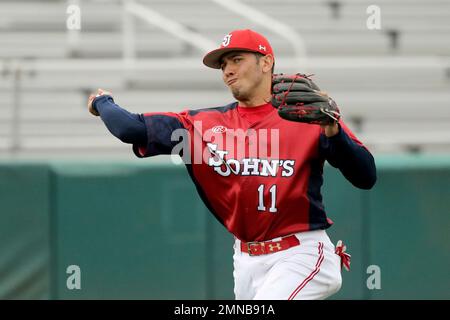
[{"xmin": 257, "ymin": 184, "xmax": 278, "ymax": 213}]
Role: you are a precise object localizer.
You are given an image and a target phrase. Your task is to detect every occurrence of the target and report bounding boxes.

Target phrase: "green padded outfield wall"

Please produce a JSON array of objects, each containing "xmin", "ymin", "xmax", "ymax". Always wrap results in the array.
[
  {"xmin": 50, "ymin": 162, "xmax": 216, "ymax": 299},
  {"xmin": 365, "ymin": 157, "xmax": 450, "ymax": 299},
  {"xmin": 0, "ymin": 156, "xmax": 449, "ymax": 299},
  {"xmin": 0, "ymin": 163, "xmax": 51, "ymax": 299}
]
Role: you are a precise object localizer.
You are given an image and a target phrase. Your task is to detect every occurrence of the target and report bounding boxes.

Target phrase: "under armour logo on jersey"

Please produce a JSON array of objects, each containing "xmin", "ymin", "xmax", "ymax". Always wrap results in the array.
[
  {"xmin": 222, "ymin": 34, "xmax": 232, "ymax": 47},
  {"xmin": 259, "ymin": 45, "xmax": 266, "ymax": 51},
  {"xmin": 211, "ymin": 125, "xmax": 227, "ymax": 133}
]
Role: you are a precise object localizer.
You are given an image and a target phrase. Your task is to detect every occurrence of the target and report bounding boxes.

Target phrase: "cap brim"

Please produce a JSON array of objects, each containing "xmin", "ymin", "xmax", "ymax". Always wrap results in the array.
[{"xmin": 203, "ymin": 47, "xmax": 260, "ymax": 69}]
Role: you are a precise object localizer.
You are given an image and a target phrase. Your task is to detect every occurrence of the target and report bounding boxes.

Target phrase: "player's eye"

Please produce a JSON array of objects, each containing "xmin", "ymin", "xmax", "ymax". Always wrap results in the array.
[{"xmin": 233, "ymin": 57, "xmax": 242, "ymax": 63}]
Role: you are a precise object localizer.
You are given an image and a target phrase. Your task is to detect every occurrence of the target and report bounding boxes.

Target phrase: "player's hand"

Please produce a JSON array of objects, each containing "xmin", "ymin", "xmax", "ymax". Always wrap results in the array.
[
  {"xmin": 88, "ymin": 88, "xmax": 112, "ymax": 117},
  {"xmin": 322, "ymin": 122, "xmax": 339, "ymax": 137},
  {"xmin": 316, "ymin": 91, "xmax": 339, "ymax": 137}
]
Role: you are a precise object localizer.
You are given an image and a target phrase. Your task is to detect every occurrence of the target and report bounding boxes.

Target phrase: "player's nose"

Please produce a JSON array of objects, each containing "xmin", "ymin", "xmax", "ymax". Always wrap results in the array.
[{"xmin": 223, "ymin": 67, "xmax": 235, "ymax": 81}]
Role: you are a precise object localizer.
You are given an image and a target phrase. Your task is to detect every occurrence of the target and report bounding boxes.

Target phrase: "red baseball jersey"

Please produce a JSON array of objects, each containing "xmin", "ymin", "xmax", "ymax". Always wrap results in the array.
[{"xmin": 133, "ymin": 102, "xmax": 365, "ymax": 242}]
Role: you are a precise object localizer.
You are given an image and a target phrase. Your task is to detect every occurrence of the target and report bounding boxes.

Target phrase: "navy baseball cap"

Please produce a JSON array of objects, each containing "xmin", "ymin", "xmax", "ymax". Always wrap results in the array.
[{"xmin": 203, "ymin": 29, "xmax": 274, "ymax": 69}]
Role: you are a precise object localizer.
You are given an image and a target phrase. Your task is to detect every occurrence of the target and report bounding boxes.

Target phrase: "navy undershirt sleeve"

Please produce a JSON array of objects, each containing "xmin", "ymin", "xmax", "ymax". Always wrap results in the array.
[
  {"xmin": 319, "ymin": 124, "xmax": 377, "ymax": 189},
  {"xmin": 92, "ymin": 95, "xmax": 147, "ymax": 145}
]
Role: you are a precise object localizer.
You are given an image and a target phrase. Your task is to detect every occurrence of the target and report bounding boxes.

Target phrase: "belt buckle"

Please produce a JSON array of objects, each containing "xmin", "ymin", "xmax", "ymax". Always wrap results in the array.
[{"xmin": 246, "ymin": 242, "xmax": 260, "ymax": 256}]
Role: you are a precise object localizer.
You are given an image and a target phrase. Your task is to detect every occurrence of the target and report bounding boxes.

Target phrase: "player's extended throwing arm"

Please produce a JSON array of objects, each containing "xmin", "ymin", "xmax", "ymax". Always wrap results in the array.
[
  {"xmin": 87, "ymin": 88, "xmax": 192, "ymax": 158},
  {"xmin": 88, "ymin": 89, "xmax": 148, "ymax": 145}
]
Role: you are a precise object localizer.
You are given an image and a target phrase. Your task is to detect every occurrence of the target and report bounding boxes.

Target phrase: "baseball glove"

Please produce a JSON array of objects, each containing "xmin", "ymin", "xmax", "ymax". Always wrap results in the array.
[{"xmin": 271, "ymin": 73, "xmax": 341, "ymax": 125}]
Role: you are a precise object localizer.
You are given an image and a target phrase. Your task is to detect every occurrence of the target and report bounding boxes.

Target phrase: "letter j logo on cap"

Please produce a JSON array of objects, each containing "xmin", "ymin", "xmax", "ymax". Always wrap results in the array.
[{"xmin": 222, "ymin": 34, "xmax": 232, "ymax": 47}]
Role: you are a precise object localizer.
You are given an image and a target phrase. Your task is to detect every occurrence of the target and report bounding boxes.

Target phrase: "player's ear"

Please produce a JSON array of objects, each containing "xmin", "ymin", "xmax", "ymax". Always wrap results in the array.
[{"xmin": 262, "ymin": 54, "xmax": 274, "ymax": 74}]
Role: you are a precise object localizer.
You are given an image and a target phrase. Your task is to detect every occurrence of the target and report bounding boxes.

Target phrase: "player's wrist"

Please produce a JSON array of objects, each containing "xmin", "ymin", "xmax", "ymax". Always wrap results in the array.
[{"xmin": 92, "ymin": 94, "xmax": 114, "ymax": 114}]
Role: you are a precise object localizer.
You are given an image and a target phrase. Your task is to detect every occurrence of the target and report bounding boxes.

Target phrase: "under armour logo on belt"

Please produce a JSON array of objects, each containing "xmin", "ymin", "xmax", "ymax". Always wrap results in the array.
[
  {"xmin": 268, "ymin": 243, "xmax": 282, "ymax": 251},
  {"xmin": 259, "ymin": 45, "xmax": 266, "ymax": 51}
]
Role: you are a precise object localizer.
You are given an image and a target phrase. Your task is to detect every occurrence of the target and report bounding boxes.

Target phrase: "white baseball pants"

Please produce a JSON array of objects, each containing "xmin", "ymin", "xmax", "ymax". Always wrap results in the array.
[{"xmin": 233, "ymin": 230, "xmax": 342, "ymax": 300}]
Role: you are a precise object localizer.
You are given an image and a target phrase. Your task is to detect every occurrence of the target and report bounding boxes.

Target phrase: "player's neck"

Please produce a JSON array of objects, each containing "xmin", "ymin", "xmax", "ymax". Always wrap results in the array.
[
  {"xmin": 238, "ymin": 85, "xmax": 272, "ymax": 107},
  {"xmin": 238, "ymin": 95, "xmax": 271, "ymax": 108}
]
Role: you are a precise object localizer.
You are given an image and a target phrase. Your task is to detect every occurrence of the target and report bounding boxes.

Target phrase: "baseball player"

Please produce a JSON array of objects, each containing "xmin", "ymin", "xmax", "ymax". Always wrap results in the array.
[{"xmin": 88, "ymin": 29, "xmax": 376, "ymax": 300}]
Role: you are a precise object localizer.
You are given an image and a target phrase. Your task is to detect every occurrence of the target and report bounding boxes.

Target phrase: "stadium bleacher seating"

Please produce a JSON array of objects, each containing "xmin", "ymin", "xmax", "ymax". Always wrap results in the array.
[{"xmin": 0, "ymin": 0, "xmax": 449, "ymax": 158}]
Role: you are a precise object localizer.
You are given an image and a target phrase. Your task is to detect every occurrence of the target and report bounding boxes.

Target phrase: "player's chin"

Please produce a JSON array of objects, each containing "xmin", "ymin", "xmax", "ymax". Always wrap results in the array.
[{"xmin": 231, "ymin": 87, "xmax": 247, "ymax": 101}]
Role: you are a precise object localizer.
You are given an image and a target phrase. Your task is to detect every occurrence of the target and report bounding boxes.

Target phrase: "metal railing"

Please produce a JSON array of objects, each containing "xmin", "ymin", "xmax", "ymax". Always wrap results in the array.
[{"xmin": 122, "ymin": 0, "xmax": 216, "ymax": 63}]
